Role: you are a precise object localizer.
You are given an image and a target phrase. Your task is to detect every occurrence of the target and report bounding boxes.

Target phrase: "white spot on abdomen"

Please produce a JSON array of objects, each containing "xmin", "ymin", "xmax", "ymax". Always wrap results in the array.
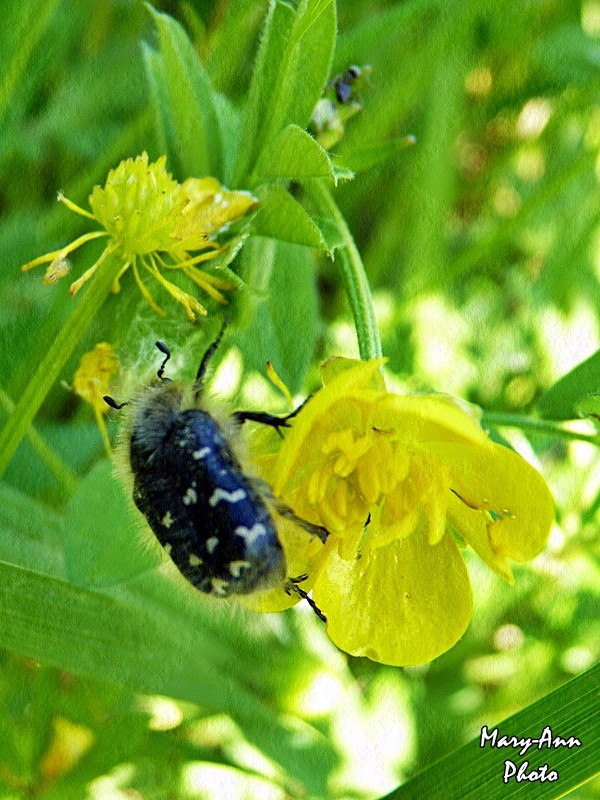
[
  {"xmin": 228, "ymin": 560, "xmax": 251, "ymax": 577},
  {"xmin": 206, "ymin": 536, "xmax": 219, "ymax": 554},
  {"xmin": 208, "ymin": 487, "xmax": 247, "ymax": 507},
  {"xmin": 234, "ymin": 523, "xmax": 267, "ymax": 545},
  {"xmin": 183, "ymin": 487, "xmax": 198, "ymax": 506},
  {"xmin": 211, "ymin": 577, "xmax": 229, "ymax": 596},
  {"xmin": 193, "ymin": 446, "xmax": 211, "ymax": 460}
]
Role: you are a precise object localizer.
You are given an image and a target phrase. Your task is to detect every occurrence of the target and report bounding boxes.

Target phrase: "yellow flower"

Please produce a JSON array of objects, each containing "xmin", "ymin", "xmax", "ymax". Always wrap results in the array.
[
  {"xmin": 243, "ymin": 358, "xmax": 554, "ymax": 667},
  {"xmin": 72, "ymin": 342, "xmax": 119, "ymax": 455},
  {"xmin": 22, "ymin": 153, "xmax": 258, "ymax": 320}
]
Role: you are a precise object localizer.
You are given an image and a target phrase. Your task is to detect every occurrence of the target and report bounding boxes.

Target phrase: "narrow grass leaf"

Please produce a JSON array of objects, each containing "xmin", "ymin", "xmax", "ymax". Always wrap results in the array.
[
  {"xmin": 0, "ymin": 558, "xmax": 337, "ymax": 794},
  {"xmin": 384, "ymin": 664, "xmax": 600, "ymax": 799}
]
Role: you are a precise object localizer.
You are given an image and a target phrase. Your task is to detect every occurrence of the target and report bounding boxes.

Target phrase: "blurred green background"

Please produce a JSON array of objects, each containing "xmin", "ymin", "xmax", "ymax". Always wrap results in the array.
[{"xmin": 1, "ymin": 0, "xmax": 600, "ymax": 798}]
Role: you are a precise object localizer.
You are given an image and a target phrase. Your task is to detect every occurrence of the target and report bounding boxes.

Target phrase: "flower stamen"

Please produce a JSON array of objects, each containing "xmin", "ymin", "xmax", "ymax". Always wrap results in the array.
[
  {"xmin": 132, "ymin": 259, "xmax": 165, "ymax": 316},
  {"xmin": 69, "ymin": 243, "xmax": 117, "ymax": 297},
  {"xmin": 22, "ymin": 231, "xmax": 109, "ymax": 273},
  {"xmin": 57, "ymin": 191, "xmax": 96, "ymax": 220},
  {"xmin": 146, "ymin": 254, "xmax": 207, "ymax": 320}
]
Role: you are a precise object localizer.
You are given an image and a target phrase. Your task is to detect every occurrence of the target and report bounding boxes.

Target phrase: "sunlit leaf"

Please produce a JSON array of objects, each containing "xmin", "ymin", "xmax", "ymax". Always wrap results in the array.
[
  {"xmin": 536, "ymin": 348, "xmax": 600, "ymax": 421},
  {"xmin": 332, "ymin": 134, "xmax": 417, "ymax": 173},
  {"xmin": 65, "ymin": 460, "xmax": 163, "ymax": 588},
  {"xmin": 387, "ymin": 663, "xmax": 600, "ymax": 799}
]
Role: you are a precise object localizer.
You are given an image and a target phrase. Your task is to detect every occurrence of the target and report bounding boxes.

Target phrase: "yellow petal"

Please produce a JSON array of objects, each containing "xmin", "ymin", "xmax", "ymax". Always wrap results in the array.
[
  {"xmin": 176, "ymin": 177, "xmax": 258, "ymax": 237},
  {"xmin": 370, "ymin": 497, "xmax": 420, "ymax": 547},
  {"xmin": 320, "ymin": 355, "xmax": 387, "ymax": 390},
  {"xmin": 313, "ymin": 527, "xmax": 472, "ymax": 666},
  {"xmin": 447, "ymin": 492, "xmax": 514, "ymax": 583},
  {"xmin": 408, "ymin": 450, "xmax": 450, "ymax": 545},
  {"xmin": 369, "ymin": 393, "xmax": 489, "ymax": 448},
  {"xmin": 437, "ymin": 441, "xmax": 554, "ymax": 571}
]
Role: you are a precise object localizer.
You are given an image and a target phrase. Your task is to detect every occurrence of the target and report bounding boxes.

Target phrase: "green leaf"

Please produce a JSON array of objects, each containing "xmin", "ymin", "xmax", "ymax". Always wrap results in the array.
[
  {"xmin": 142, "ymin": 41, "xmax": 172, "ymax": 158},
  {"xmin": 285, "ymin": 0, "xmax": 337, "ymax": 131},
  {"xmin": 0, "ymin": 558, "xmax": 337, "ymax": 795},
  {"xmin": 536, "ymin": 348, "xmax": 600, "ymax": 421},
  {"xmin": 333, "ymin": 134, "xmax": 417, "ymax": 173},
  {"xmin": 575, "ymin": 394, "xmax": 600, "ymax": 426},
  {"xmin": 385, "ymin": 663, "xmax": 600, "ymax": 799},
  {"xmin": 233, "ymin": 0, "xmax": 336, "ymax": 184},
  {"xmin": 65, "ymin": 460, "xmax": 164, "ymax": 588},
  {"xmin": 146, "ymin": 5, "xmax": 223, "ymax": 177},
  {"xmin": 236, "ymin": 237, "xmax": 319, "ymax": 393},
  {"xmin": 253, "ymin": 183, "xmax": 329, "ymax": 251},
  {"xmin": 212, "ymin": 90, "xmax": 242, "ymax": 186},
  {"xmin": 0, "ymin": 481, "xmax": 65, "ymax": 579},
  {"xmin": 252, "ymin": 124, "xmax": 335, "ymax": 183},
  {"xmin": 311, "ymin": 214, "xmax": 347, "ymax": 253}
]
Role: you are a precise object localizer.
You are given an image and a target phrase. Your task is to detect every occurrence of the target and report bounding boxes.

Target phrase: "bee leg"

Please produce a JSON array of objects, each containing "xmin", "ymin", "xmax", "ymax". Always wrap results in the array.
[
  {"xmin": 248, "ymin": 477, "xmax": 329, "ymax": 544},
  {"xmin": 286, "ymin": 574, "xmax": 327, "ymax": 623},
  {"xmin": 233, "ymin": 395, "xmax": 312, "ymax": 438}
]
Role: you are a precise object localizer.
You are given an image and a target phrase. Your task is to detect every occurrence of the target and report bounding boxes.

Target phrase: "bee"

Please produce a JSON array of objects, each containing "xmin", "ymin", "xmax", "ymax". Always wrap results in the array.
[
  {"xmin": 309, "ymin": 64, "xmax": 372, "ymax": 149},
  {"xmin": 104, "ymin": 322, "xmax": 328, "ymax": 618},
  {"xmin": 330, "ymin": 64, "xmax": 367, "ymax": 105}
]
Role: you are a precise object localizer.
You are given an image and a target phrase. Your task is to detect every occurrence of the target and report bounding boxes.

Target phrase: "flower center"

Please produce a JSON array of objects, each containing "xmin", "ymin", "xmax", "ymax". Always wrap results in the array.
[
  {"xmin": 89, "ymin": 154, "xmax": 182, "ymax": 257},
  {"xmin": 307, "ymin": 422, "xmax": 421, "ymax": 550}
]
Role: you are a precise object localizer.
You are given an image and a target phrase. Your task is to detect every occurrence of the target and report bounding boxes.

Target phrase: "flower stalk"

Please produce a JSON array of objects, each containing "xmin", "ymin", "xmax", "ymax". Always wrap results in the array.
[
  {"xmin": 482, "ymin": 411, "xmax": 600, "ymax": 444},
  {"xmin": 305, "ymin": 181, "xmax": 382, "ymax": 361},
  {"xmin": 0, "ymin": 253, "xmax": 124, "ymax": 479}
]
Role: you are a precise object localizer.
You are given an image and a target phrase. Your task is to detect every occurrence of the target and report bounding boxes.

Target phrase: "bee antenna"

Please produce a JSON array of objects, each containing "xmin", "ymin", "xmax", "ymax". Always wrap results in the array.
[
  {"xmin": 155, "ymin": 341, "xmax": 171, "ymax": 381},
  {"xmin": 194, "ymin": 317, "xmax": 229, "ymax": 394}
]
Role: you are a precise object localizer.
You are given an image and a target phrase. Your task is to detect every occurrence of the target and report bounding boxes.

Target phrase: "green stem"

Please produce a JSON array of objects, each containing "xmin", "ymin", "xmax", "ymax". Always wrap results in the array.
[
  {"xmin": 0, "ymin": 251, "xmax": 122, "ymax": 480},
  {"xmin": 306, "ymin": 181, "xmax": 382, "ymax": 360},
  {"xmin": 0, "ymin": 388, "xmax": 79, "ymax": 495},
  {"xmin": 482, "ymin": 411, "xmax": 600, "ymax": 445}
]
